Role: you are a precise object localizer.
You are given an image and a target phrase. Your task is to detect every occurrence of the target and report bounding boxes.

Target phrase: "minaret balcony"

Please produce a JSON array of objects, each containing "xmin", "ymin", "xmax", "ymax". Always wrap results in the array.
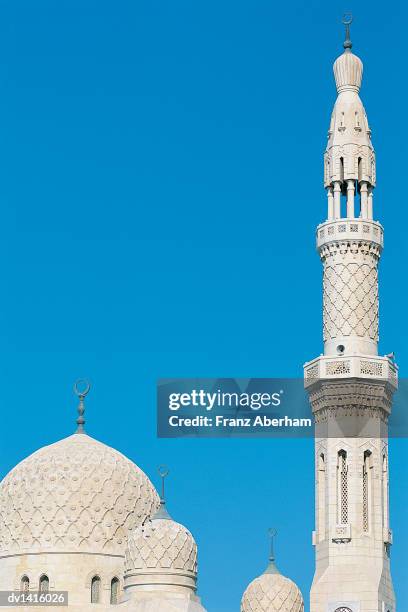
[
  {"xmin": 304, "ymin": 354, "xmax": 398, "ymax": 390},
  {"xmin": 317, "ymin": 218, "xmax": 383, "ymax": 250}
]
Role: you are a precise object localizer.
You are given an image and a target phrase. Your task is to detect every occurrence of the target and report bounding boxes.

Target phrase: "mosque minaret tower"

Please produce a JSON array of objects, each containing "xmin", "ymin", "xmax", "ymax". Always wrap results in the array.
[{"xmin": 304, "ymin": 17, "xmax": 398, "ymax": 612}]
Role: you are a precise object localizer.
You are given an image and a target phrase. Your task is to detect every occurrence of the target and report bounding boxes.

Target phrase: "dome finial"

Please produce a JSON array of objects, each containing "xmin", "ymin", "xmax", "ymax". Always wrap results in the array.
[
  {"xmin": 74, "ymin": 379, "xmax": 91, "ymax": 433},
  {"xmin": 342, "ymin": 12, "xmax": 353, "ymax": 51},
  {"xmin": 158, "ymin": 465, "xmax": 170, "ymax": 504},
  {"xmin": 265, "ymin": 528, "xmax": 280, "ymax": 575},
  {"xmin": 152, "ymin": 465, "xmax": 172, "ymax": 520}
]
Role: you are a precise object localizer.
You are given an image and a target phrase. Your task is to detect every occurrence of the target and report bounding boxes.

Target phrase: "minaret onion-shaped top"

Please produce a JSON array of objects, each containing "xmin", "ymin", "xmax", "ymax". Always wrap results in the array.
[{"xmin": 333, "ymin": 14, "xmax": 363, "ymax": 93}]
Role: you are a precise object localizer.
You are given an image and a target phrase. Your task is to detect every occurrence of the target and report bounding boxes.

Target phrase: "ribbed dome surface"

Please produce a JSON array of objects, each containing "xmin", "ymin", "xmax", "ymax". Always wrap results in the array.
[
  {"xmin": 241, "ymin": 573, "xmax": 304, "ymax": 612},
  {"xmin": 126, "ymin": 516, "xmax": 197, "ymax": 574},
  {"xmin": 0, "ymin": 433, "xmax": 160, "ymax": 555},
  {"xmin": 334, "ymin": 51, "xmax": 363, "ymax": 92}
]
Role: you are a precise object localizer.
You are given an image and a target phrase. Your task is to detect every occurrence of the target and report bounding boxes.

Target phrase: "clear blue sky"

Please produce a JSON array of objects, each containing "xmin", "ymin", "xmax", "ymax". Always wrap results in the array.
[{"xmin": 0, "ymin": 1, "xmax": 406, "ymax": 610}]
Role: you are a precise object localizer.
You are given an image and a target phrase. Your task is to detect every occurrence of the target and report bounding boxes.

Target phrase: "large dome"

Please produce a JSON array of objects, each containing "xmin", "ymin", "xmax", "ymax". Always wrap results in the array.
[{"xmin": 0, "ymin": 433, "xmax": 160, "ymax": 555}]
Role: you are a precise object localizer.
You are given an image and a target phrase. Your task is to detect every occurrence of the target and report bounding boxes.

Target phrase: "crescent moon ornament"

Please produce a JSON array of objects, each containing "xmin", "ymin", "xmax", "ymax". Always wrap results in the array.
[
  {"xmin": 341, "ymin": 13, "xmax": 353, "ymax": 50},
  {"xmin": 74, "ymin": 379, "xmax": 91, "ymax": 433},
  {"xmin": 342, "ymin": 12, "xmax": 353, "ymax": 26},
  {"xmin": 158, "ymin": 465, "xmax": 170, "ymax": 479},
  {"xmin": 74, "ymin": 379, "xmax": 91, "ymax": 398}
]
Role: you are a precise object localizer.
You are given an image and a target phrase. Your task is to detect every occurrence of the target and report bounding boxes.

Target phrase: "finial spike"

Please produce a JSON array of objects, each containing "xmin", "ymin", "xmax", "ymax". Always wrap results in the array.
[
  {"xmin": 264, "ymin": 528, "xmax": 280, "ymax": 575},
  {"xmin": 342, "ymin": 13, "xmax": 353, "ymax": 50},
  {"xmin": 268, "ymin": 528, "xmax": 277, "ymax": 562},
  {"xmin": 158, "ymin": 465, "xmax": 170, "ymax": 503},
  {"xmin": 152, "ymin": 466, "xmax": 172, "ymax": 520},
  {"xmin": 74, "ymin": 379, "xmax": 91, "ymax": 434}
]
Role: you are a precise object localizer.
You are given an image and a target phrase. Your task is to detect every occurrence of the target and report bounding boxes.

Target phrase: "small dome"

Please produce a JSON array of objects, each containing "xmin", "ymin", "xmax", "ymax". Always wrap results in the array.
[
  {"xmin": 0, "ymin": 433, "xmax": 160, "ymax": 555},
  {"xmin": 241, "ymin": 572, "xmax": 304, "ymax": 612},
  {"xmin": 241, "ymin": 557, "xmax": 304, "ymax": 612},
  {"xmin": 125, "ymin": 503, "xmax": 197, "ymax": 575},
  {"xmin": 333, "ymin": 50, "xmax": 363, "ymax": 93}
]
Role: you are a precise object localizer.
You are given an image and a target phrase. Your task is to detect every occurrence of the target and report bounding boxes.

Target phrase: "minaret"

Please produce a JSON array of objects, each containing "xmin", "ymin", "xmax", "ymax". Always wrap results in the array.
[{"xmin": 304, "ymin": 16, "xmax": 398, "ymax": 612}]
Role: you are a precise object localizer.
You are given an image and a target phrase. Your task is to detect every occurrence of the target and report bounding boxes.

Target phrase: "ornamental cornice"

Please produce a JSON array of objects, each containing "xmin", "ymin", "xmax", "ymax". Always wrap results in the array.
[
  {"xmin": 307, "ymin": 379, "xmax": 394, "ymax": 420},
  {"xmin": 318, "ymin": 240, "xmax": 381, "ymax": 261}
]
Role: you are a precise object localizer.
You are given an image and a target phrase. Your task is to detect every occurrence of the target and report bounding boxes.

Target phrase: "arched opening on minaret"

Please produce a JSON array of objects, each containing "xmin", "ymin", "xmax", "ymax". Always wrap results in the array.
[
  {"xmin": 383, "ymin": 454, "xmax": 389, "ymax": 531},
  {"xmin": 318, "ymin": 453, "xmax": 326, "ymax": 540},
  {"xmin": 337, "ymin": 450, "xmax": 348, "ymax": 524},
  {"xmin": 363, "ymin": 450, "xmax": 373, "ymax": 532},
  {"xmin": 339, "ymin": 158, "xmax": 348, "ymax": 217},
  {"xmin": 356, "ymin": 157, "xmax": 363, "ymax": 217},
  {"xmin": 358, "ymin": 157, "xmax": 363, "ymax": 181}
]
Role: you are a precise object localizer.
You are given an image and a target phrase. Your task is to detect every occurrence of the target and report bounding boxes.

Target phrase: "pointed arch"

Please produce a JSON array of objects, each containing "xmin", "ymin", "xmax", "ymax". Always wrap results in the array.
[
  {"xmin": 383, "ymin": 453, "xmax": 389, "ymax": 531},
  {"xmin": 318, "ymin": 453, "xmax": 326, "ymax": 540},
  {"xmin": 363, "ymin": 450, "xmax": 373, "ymax": 532},
  {"xmin": 337, "ymin": 450, "xmax": 348, "ymax": 524}
]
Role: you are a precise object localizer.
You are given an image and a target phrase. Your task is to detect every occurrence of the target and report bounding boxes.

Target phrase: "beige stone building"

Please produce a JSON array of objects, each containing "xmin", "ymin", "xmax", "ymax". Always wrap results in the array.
[
  {"xmin": 0, "ymin": 17, "xmax": 398, "ymax": 612},
  {"xmin": 0, "ymin": 387, "xmax": 208, "ymax": 611}
]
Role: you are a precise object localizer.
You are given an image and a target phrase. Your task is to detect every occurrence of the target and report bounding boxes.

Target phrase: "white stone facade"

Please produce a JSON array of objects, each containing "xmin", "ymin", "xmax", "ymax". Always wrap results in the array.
[
  {"xmin": 304, "ymin": 29, "xmax": 397, "ymax": 612},
  {"xmin": 0, "ymin": 432, "xmax": 207, "ymax": 611}
]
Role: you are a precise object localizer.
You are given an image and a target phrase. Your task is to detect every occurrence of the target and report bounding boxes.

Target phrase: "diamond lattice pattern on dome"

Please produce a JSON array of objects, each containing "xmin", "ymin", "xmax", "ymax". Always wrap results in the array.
[
  {"xmin": 126, "ymin": 518, "xmax": 197, "ymax": 573},
  {"xmin": 241, "ymin": 574, "xmax": 304, "ymax": 612},
  {"xmin": 0, "ymin": 434, "xmax": 159, "ymax": 554}
]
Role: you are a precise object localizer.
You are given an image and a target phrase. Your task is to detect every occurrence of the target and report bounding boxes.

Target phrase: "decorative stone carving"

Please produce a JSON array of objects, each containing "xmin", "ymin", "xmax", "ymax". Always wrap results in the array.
[
  {"xmin": 304, "ymin": 355, "xmax": 398, "ymax": 388},
  {"xmin": 125, "ymin": 518, "xmax": 197, "ymax": 574},
  {"xmin": 241, "ymin": 573, "xmax": 304, "ymax": 612},
  {"xmin": 322, "ymin": 256, "xmax": 379, "ymax": 342},
  {"xmin": 332, "ymin": 523, "xmax": 351, "ymax": 543},
  {"xmin": 0, "ymin": 433, "xmax": 160, "ymax": 555}
]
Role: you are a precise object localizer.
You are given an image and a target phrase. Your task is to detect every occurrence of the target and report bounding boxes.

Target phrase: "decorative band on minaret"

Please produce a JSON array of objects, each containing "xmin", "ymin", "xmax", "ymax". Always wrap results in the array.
[{"xmin": 304, "ymin": 17, "xmax": 397, "ymax": 612}]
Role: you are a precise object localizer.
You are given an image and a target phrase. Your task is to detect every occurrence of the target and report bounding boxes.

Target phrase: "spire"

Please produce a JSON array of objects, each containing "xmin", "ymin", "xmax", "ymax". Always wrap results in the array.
[
  {"xmin": 264, "ymin": 528, "xmax": 280, "ymax": 575},
  {"xmin": 74, "ymin": 379, "xmax": 91, "ymax": 434},
  {"xmin": 342, "ymin": 13, "xmax": 353, "ymax": 51},
  {"xmin": 152, "ymin": 465, "xmax": 172, "ymax": 520}
]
